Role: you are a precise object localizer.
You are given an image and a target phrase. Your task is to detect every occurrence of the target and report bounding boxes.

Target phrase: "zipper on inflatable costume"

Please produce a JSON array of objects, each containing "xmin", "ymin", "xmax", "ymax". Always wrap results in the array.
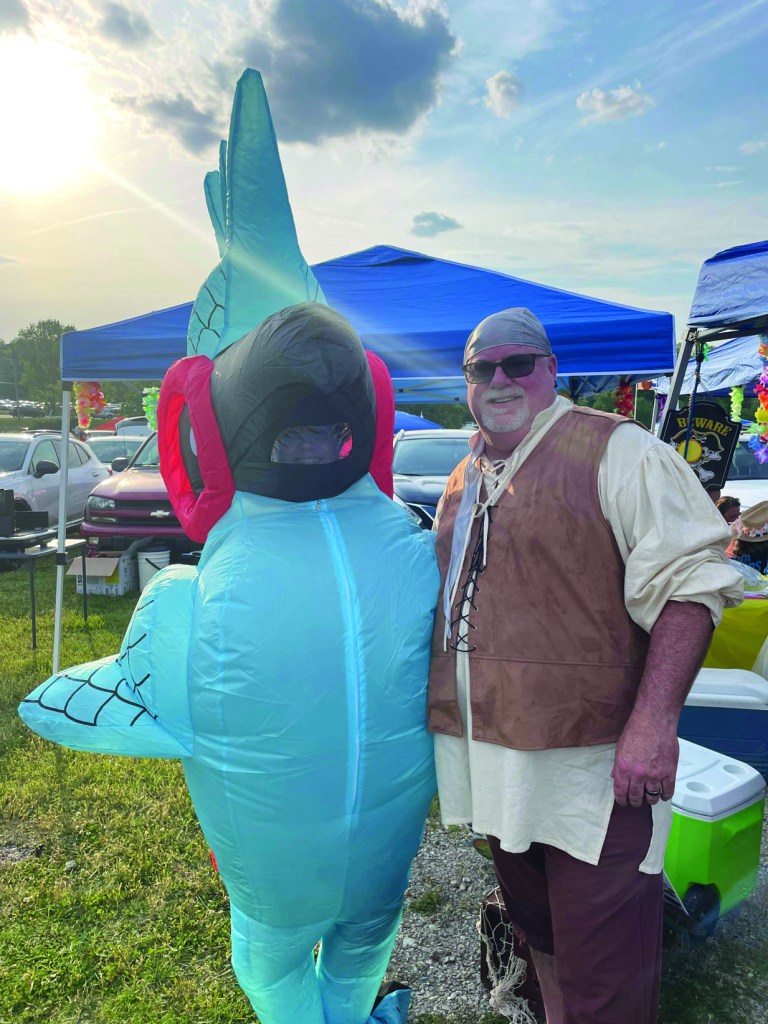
[{"xmin": 19, "ymin": 70, "xmax": 439, "ymax": 1024}]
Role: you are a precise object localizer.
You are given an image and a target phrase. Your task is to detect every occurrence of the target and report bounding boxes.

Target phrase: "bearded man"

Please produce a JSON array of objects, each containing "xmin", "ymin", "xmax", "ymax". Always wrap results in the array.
[{"xmin": 428, "ymin": 308, "xmax": 742, "ymax": 1024}]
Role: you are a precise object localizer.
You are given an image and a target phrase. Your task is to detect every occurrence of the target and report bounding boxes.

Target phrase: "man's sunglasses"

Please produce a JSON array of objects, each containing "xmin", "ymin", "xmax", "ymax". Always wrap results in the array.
[{"xmin": 462, "ymin": 353, "xmax": 548, "ymax": 384}]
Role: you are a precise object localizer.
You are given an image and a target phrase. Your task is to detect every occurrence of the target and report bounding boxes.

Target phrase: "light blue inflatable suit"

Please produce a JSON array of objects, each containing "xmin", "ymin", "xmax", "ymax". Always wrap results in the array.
[{"xmin": 19, "ymin": 69, "xmax": 439, "ymax": 1024}]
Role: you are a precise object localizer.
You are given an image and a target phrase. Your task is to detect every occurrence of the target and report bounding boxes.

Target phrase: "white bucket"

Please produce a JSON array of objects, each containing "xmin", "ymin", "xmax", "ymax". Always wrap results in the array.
[{"xmin": 137, "ymin": 548, "xmax": 171, "ymax": 591}]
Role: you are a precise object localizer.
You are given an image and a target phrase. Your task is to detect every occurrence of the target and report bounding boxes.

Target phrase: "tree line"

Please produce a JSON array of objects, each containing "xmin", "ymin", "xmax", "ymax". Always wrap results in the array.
[{"xmin": 0, "ymin": 320, "xmax": 150, "ymax": 418}]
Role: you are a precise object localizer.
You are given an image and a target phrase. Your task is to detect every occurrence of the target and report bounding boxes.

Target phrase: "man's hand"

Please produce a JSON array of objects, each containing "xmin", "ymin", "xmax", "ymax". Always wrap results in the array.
[{"xmin": 612, "ymin": 712, "xmax": 679, "ymax": 807}]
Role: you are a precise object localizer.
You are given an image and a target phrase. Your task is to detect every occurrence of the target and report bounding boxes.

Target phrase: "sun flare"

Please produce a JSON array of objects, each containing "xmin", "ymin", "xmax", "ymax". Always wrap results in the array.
[{"xmin": 0, "ymin": 36, "xmax": 97, "ymax": 195}]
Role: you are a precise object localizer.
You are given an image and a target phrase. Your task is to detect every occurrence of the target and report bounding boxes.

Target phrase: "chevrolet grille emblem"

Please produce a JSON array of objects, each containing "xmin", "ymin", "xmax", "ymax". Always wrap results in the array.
[{"xmin": 150, "ymin": 510, "xmax": 171, "ymax": 518}]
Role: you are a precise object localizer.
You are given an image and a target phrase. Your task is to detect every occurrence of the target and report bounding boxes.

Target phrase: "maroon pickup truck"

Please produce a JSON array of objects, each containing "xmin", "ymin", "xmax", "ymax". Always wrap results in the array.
[{"xmin": 81, "ymin": 432, "xmax": 200, "ymax": 556}]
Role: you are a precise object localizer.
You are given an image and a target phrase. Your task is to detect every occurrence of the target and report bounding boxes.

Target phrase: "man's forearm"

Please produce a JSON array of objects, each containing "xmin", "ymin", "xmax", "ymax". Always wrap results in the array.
[
  {"xmin": 632, "ymin": 600, "xmax": 714, "ymax": 726},
  {"xmin": 612, "ymin": 600, "xmax": 714, "ymax": 806}
]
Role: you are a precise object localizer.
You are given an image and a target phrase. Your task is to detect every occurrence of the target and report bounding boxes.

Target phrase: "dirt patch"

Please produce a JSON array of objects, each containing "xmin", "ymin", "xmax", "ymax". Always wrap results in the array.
[{"xmin": 0, "ymin": 843, "xmax": 42, "ymax": 866}]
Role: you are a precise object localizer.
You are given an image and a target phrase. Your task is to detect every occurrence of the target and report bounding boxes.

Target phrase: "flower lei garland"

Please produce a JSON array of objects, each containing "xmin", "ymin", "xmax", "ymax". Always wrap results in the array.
[
  {"xmin": 747, "ymin": 336, "xmax": 768, "ymax": 464},
  {"xmin": 613, "ymin": 380, "xmax": 634, "ymax": 418},
  {"xmin": 142, "ymin": 386, "xmax": 161, "ymax": 432},
  {"xmin": 730, "ymin": 385, "xmax": 744, "ymax": 423},
  {"xmin": 738, "ymin": 519, "xmax": 768, "ymax": 541},
  {"xmin": 73, "ymin": 381, "xmax": 107, "ymax": 429}
]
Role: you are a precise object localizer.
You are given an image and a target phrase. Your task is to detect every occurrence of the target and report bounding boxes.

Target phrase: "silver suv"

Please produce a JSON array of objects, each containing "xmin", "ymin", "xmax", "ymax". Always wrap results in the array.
[{"xmin": 0, "ymin": 432, "xmax": 110, "ymax": 526}]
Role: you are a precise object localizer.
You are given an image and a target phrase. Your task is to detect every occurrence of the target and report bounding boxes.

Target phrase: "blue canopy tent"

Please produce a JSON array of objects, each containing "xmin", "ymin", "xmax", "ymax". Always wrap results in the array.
[
  {"xmin": 60, "ymin": 245, "xmax": 676, "ymax": 402},
  {"xmin": 53, "ymin": 244, "xmax": 675, "ymax": 671},
  {"xmin": 662, "ymin": 240, "xmax": 768, "ymax": 434},
  {"xmin": 394, "ymin": 411, "xmax": 441, "ymax": 431},
  {"xmin": 689, "ymin": 240, "xmax": 768, "ymax": 340},
  {"xmin": 655, "ymin": 334, "xmax": 762, "ymax": 395}
]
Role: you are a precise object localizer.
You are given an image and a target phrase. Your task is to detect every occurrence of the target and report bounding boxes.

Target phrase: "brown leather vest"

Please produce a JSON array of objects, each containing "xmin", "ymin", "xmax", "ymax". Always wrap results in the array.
[{"xmin": 428, "ymin": 406, "xmax": 650, "ymax": 750}]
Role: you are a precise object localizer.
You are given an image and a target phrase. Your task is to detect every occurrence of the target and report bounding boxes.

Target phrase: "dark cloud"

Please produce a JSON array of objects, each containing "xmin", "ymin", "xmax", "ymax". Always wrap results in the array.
[
  {"xmin": 97, "ymin": 2, "xmax": 155, "ymax": 49},
  {"xmin": 411, "ymin": 211, "xmax": 461, "ymax": 237},
  {"xmin": 234, "ymin": 0, "xmax": 456, "ymax": 143},
  {"xmin": 0, "ymin": 0, "xmax": 31, "ymax": 34},
  {"xmin": 116, "ymin": 93, "xmax": 222, "ymax": 154}
]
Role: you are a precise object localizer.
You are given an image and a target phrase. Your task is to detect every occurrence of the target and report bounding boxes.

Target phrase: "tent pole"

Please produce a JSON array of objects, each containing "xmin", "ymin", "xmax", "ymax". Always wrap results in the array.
[
  {"xmin": 52, "ymin": 383, "xmax": 72, "ymax": 674},
  {"xmin": 659, "ymin": 328, "xmax": 696, "ymax": 437},
  {"xmin": 650, "ymin": 393, "xmax": 659, "ymax": 435}
]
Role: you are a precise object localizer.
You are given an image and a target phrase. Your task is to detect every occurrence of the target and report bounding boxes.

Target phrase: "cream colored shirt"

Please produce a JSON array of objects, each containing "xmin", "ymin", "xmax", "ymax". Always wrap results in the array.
[{"xmin": 434, "ymin": 396, "xmax": 744, "ymax": 872}]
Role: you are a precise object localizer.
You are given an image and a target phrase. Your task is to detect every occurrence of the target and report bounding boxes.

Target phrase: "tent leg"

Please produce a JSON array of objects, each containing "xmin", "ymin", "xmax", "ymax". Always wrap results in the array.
[
  {"xmin": 650, "ymin": 394, "xmax": 659, "ymax": 435},
  {"xmin": 52, "ymin": 385, "xmax": 72, "ymax": 674},
  {"xmin": 659, "ymin": 329, "xmax": 696, "ymax": 437}
]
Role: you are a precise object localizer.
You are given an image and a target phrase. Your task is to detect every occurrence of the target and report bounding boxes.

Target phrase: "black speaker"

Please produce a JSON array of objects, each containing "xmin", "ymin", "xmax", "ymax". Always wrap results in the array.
[{"xmin": 15, "ymin": 510, "xmax": 49, "ymax": 532}]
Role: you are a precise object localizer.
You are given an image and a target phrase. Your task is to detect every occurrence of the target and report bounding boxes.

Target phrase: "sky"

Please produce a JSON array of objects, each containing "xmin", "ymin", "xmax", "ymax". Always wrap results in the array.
[{"xmin": 2, "ymin": 0, "xmax": 768, "ymax": 349}]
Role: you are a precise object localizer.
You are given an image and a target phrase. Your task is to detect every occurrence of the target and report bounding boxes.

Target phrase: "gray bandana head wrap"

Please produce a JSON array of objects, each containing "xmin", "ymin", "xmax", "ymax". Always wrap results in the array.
[{"xmin": 464, "ymin": 307, "xmax": 552, "ymax": 362}]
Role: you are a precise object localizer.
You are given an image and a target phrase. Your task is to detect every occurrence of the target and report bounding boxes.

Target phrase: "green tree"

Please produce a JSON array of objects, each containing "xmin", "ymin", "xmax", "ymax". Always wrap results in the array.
[
  {"xmin": 11, "ymin": 319, "xmax": 74, "ymax": 413},
  {"xmin": 403, "ymin": 403, "xmax": 471, "ymax": 428},
  {"xmin": 101, "ymin": 381, "xmax": 161, "ymax": 417}
]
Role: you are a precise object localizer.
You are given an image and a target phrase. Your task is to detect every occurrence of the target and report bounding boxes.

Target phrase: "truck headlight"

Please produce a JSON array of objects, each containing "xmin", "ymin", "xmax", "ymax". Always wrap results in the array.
[{"xmin": 86, "ymin": 496, "xmax": 116, "ymax": 512}]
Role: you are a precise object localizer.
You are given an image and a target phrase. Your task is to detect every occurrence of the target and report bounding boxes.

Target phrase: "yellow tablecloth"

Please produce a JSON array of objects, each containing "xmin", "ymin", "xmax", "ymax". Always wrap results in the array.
[{"xmin": 704, "ymin": 599, "xmax": 768, "ymax": 671}]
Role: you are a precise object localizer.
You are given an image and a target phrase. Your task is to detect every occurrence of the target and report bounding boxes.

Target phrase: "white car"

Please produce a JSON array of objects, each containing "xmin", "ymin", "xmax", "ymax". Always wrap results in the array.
[
  {"xmin": 722, "ymin": 437, "xmax": 768, "ymax": 511},
  {"xmin": 0, "ymin": 431, "xmax": 110, "ymax": 526},
  {"xmin": 115, "ymin": 416, "xmax": 152, "ymax": 437}
]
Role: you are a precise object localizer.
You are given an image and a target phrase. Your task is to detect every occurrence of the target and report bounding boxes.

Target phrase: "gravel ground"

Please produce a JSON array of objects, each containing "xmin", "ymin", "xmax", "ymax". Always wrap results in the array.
[
  {"xmin": 387, "ymin": 823, "xmax": 499, "ymax": 1021},
  {"xmin": 388, "ymin": 810, "xmax": 768, "ymax": 1024}
]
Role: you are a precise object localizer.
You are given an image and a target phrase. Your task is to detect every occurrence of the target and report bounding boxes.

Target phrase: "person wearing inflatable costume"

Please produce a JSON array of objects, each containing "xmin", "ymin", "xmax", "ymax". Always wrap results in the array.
[{"xmin": 19, "ymin": 301, "xmax": 439, "ymax": 1024}]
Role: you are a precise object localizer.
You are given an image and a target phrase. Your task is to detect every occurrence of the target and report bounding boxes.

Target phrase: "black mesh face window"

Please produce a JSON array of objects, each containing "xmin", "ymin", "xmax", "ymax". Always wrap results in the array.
[
  {"xmin": 271, "ymin": 423, "xmax": 352, "ymax": 465},
  {"xmin": 209, "ymin": 303, "xmax": 376, "ymax": 502},
  {"xmin": 179, "ymin": 404, "xmax": 204, "ymax": 496}
]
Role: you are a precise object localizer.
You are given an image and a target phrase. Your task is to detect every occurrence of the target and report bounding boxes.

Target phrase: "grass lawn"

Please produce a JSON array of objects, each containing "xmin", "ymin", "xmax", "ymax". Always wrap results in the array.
[
  {"xmin": 1, "ymin": 560, "xmax": 766, "ymax": 1024},
  {"xmin": 0, "ymin": 561, "xmax": 249, "ymax": 1024}
]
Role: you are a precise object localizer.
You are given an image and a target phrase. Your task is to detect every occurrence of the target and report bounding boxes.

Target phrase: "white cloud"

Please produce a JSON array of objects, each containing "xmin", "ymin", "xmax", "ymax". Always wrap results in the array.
[
  {"xmin": 705, "ymin": 164, "xmax": 738, "ymax": 172},
  {"xmin": 576, "ymin": 81, "xmax": 654, "ymax": 124},
  {"xmin": 741, "ymin": 138, "xmax": 768, "ymax": 154},
  {"xmin": 411, "ymin": 211, "xmax": 462, "ymax": 236},
  {"xmin": 483, "ymin": 70, "xmax": 523, "ymax": 118},
  {"xmin": 707, "ymin": 180, "xmax": 742, "ymax": 189},
  {"xmin": 643, "ymin": 141, "xmax": 667, "ymax": 153}
]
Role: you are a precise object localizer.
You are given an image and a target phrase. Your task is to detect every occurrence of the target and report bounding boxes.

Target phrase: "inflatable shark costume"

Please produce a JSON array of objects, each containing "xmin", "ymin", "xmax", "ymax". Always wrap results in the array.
[
  {"xmin": 19, "ymin": 303, "xmax": 439, "ymax": 1023},
  {"xmin": 19, "ymin": 71, "xmax": 439, "ymax": 1024}
]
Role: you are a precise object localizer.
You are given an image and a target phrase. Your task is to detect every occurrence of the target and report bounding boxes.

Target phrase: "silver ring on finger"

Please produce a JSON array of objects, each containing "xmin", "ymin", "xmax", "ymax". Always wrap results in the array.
[{"xmin": 645, "ymin": 787, "xmax": 662, "ymax": 798}]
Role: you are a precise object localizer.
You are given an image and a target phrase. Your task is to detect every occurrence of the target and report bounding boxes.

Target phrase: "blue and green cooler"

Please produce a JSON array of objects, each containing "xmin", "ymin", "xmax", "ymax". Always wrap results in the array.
[
  {"xmin": 663, "ymin": 739, "xmax": 766, "ymax": 942},
  {"xmin": 679, "ymin": 668, "xmax": 768, "ymax": 779}
]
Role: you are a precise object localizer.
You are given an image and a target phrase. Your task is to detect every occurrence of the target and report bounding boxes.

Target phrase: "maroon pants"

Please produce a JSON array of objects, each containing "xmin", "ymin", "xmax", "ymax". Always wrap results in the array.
[{"xmin": 488, "ymin": 802, "xmax": 663, "ymax": 1024}]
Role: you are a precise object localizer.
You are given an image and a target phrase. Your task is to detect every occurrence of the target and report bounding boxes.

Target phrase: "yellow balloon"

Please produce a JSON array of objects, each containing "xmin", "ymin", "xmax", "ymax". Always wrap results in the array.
[{"xmin": 756, "ymin": 409, "xmax": 768, "ymax": 423}]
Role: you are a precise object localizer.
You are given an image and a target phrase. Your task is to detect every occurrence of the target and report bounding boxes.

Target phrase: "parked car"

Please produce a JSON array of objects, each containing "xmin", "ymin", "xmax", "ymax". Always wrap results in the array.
[
  {"xmin": 81, "ymin": 432, "xmax": 199, "ymax": 555},
  {"xmin": 85, "ymin": 434, "xmax": 145, "ymax": 469},
  {"xmin": 5, "ymin": 401, "xmax": 46, "ymax": 417},
  {"xmin": 722, "ymin": 437, "xmax": 768, "ymax": 511},
  {"xmin": 392, "ymin": 428, "xmax": 473, "ymax": 528},
  {"xmin": 0, "ymin": 431, "xmax": 110, "ymax": 526},
  {"xmin": 115, "ymin": 416, "xmax": 152, "ymax": 437}
]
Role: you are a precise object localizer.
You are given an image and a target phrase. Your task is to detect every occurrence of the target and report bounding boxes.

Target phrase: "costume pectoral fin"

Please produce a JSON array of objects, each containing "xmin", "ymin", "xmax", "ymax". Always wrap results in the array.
[{"xmin": 19, "ymin": 564, "xmax": 197, "ymax": 760}]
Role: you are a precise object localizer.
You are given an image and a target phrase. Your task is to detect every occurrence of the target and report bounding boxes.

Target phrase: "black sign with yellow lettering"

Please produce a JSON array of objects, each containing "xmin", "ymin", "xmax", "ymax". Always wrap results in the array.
[{"xmin": 660, "ymin": 401, "xmax": 740, "ymax": 489}]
